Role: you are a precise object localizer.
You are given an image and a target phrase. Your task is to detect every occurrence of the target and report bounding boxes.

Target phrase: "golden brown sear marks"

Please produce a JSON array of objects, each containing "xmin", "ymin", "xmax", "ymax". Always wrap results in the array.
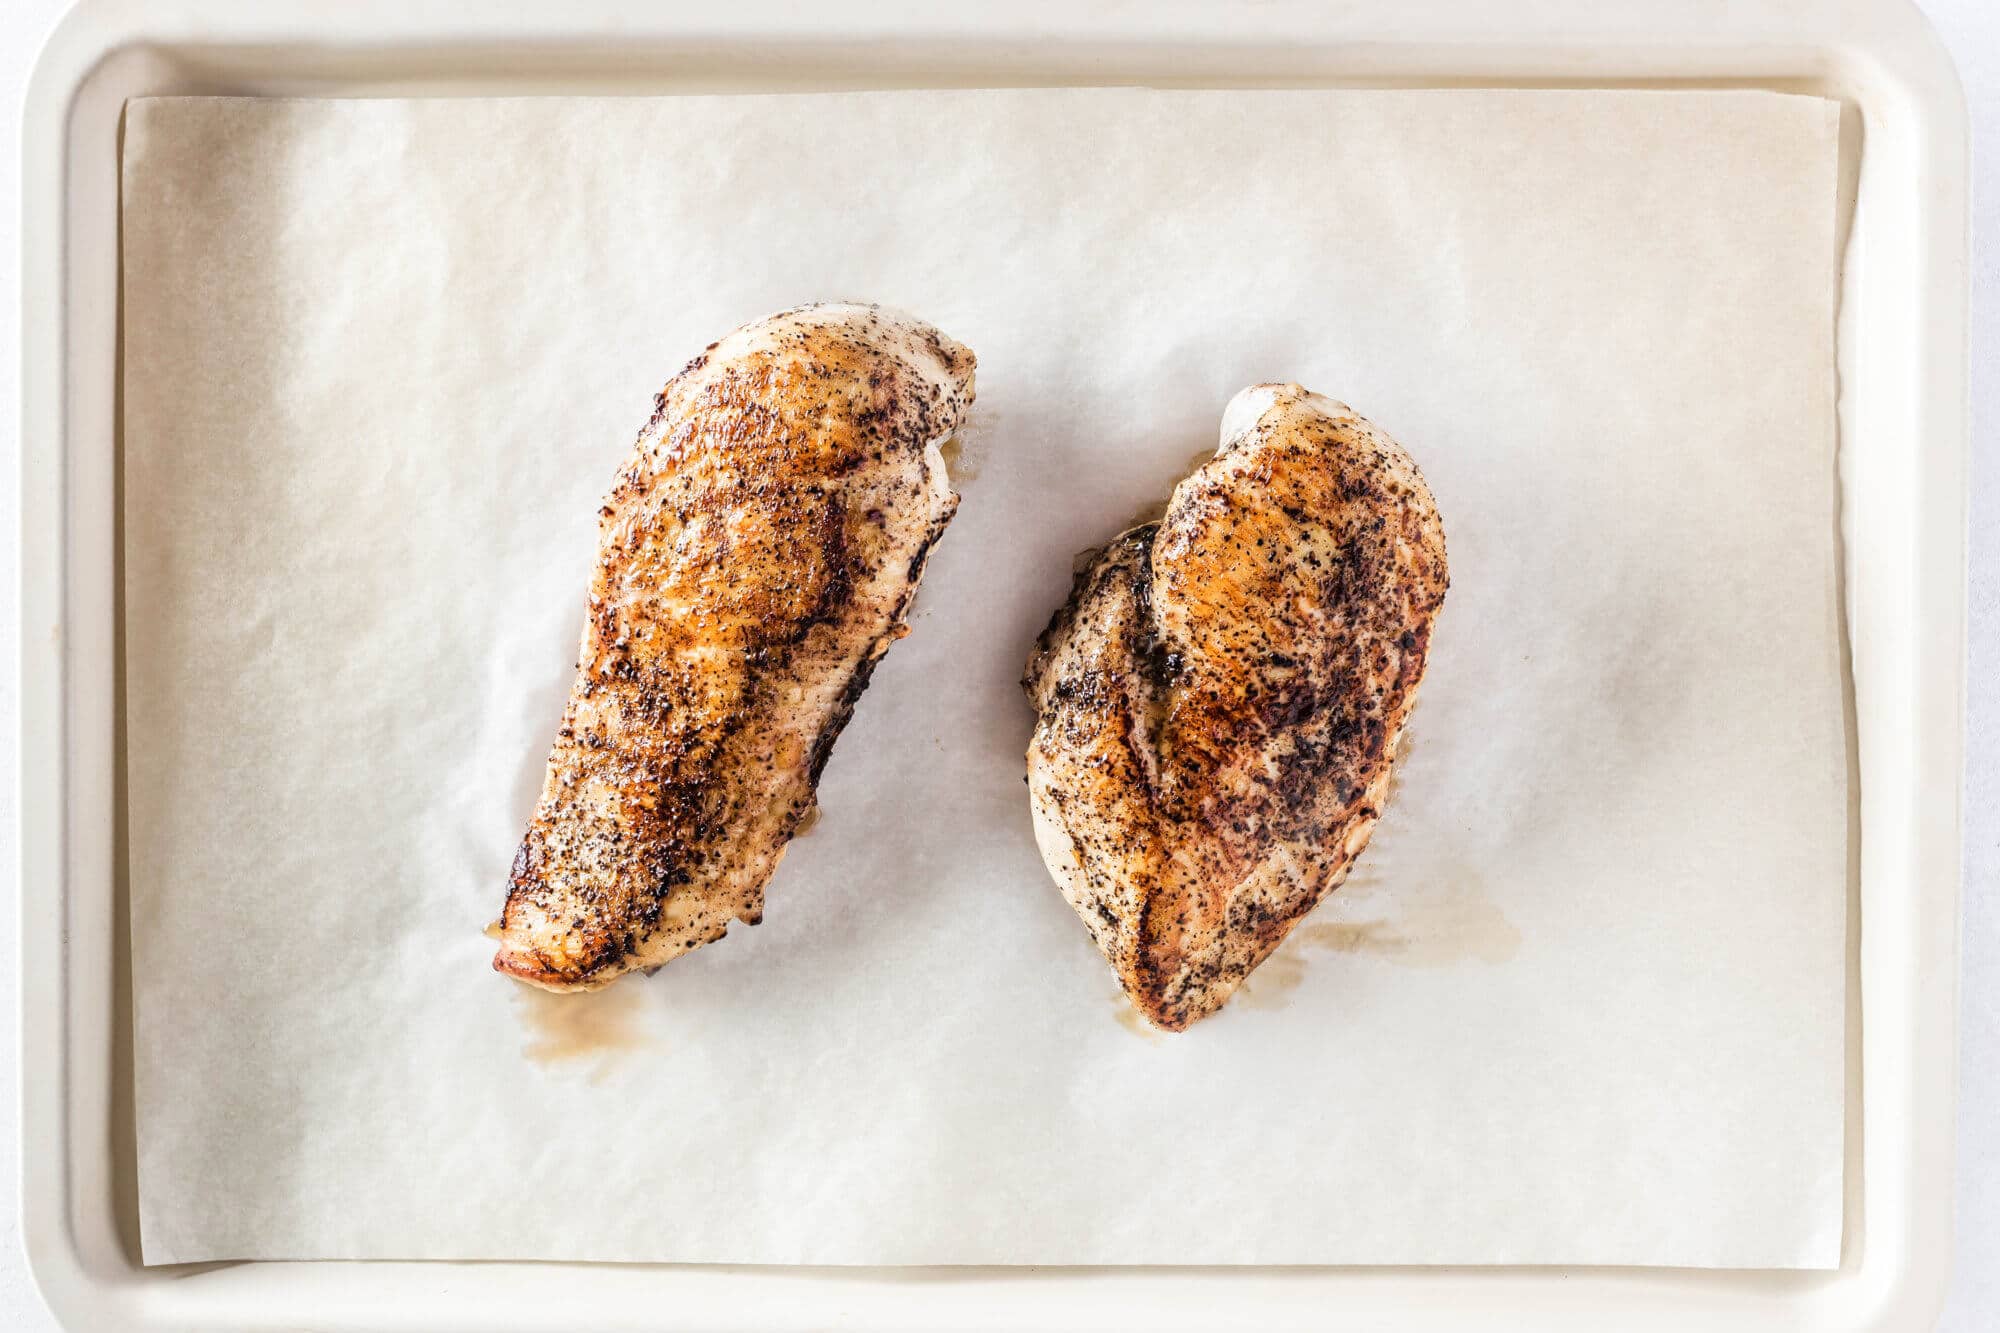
[
  {"xmin": 1024, "ymin": 384, "xmax": 1448, "ymax": 1031},
  {"xmin": 493, "ymin": 303, "xmax": 975, "ymax": 991}
]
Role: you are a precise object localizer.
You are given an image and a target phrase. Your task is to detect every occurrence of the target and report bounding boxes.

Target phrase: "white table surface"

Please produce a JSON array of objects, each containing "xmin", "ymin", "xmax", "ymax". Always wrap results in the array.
[{"xmin": 2, "ymin": 2, "xmax": 1993, "ymax": 1328}]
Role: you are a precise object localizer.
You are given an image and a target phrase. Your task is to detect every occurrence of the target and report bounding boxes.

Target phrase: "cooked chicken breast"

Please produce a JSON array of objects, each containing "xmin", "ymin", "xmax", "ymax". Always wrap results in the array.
[
  {"xmin": 1023, "ymin": 385, "xmax": 1447, "ymax": 1031},
  {"xmin": 493, "ymin": 303, "xmax": 975, "ymax": 991}
]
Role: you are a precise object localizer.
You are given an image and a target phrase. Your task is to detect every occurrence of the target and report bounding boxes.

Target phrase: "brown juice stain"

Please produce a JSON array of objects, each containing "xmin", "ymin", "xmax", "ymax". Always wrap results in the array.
[
  {"xmin": 1112, "ymin": 998, "xmax": 1168, "ymax": 1044},
  {"xmin": 1336, "ymin": 862, "xmax": 1386, "ymax": 899},
  {"xmin": 1107, "ymin": 869, "xmax": 1519, "ymax": 1028},
  {"xmin": 939, "ymin": 435, "xmax": 982, "ymax": 485},
  {"xmin": 1324, "ymin": 851, "xmax": 1522, "ymax": 970},
  {"xmin": 793, "ymin": 803, "xmax": 821, "ymax": 838},
  {"xmin": 942, "ymin": 401, "xmax": 1000, "ymax": 487},
  {"xmin": 1232, "ymin": 857, "xmax": 1522, "ymax": 1011},
  {"xmin": 1296, "ymin": 920, "xmax": 1413, "ymax": 956},
  {"xmin": 1233, "ymin": 950, "xmax": 1308, "ymax": 1011},
  {"xmin": 516, "ymin": 983, "xmax": 655, "ymax": 1082}
]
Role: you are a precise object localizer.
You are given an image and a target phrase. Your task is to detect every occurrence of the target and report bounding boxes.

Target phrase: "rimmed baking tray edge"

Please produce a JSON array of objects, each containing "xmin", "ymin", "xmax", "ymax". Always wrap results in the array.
[{"xmin": 18, "ymin": 0, "xmax": 1969, "ymax": 1329}]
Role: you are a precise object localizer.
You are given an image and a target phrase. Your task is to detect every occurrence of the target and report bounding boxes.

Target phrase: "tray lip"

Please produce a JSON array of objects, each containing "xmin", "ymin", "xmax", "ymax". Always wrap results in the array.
[{"xmin": 17, "ymin": 0, "xmax": 1969, "ymax": 1329}]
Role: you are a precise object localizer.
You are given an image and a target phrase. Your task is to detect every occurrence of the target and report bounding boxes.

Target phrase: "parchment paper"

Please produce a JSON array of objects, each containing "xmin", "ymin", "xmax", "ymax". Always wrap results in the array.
[{"xmin": 121, "ymin": 89, "xmax": 1847, "ymax": 1268}]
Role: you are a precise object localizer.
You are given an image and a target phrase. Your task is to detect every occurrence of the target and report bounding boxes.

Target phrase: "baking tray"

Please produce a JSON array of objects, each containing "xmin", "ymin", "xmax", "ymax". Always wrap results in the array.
[{"xmin": 17, "ymin": 0, "xmax": 1969, "ymax": 1328}]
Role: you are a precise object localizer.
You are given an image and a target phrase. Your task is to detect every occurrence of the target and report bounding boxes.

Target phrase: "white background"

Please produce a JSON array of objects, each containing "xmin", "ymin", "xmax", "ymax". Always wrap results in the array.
[{"xmin": 1, "ymin": 0, "xmax": 1991, "ymax": 1324}]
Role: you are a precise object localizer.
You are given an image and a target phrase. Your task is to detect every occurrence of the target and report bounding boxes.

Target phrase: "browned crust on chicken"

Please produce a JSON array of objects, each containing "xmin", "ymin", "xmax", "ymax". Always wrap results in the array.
[
  {"xmin": 1024, "ymin": 385, "xmax": 1447, "ymax": 1030},
  {"xmin": 493, "ymin": 303, "xmax": 974, "ymax": 991}
]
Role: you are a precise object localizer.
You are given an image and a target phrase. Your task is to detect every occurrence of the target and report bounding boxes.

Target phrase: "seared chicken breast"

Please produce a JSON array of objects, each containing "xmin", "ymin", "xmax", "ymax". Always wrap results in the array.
[
  {"xmin": 1024, "ymin": 385, "xmax": 1447, "ymax": 1031},
  {"xmin": 493, "ymin": 303, "xmax": 975, "ymax": 991}
]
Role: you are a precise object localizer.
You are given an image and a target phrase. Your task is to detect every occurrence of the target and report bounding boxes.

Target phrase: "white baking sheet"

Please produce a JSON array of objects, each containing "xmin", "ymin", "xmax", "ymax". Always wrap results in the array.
[{"xmin": 119, "ymin": 88, "xmax": 1846, "ymax": 1269}]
